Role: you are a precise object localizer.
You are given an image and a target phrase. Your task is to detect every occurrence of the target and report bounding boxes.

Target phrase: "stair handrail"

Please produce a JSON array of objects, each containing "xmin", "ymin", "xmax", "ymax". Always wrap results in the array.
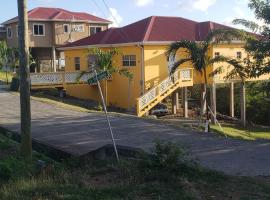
[{"xmin": 137, "ymin": 68, "xmax": 193, "ymax": 112}]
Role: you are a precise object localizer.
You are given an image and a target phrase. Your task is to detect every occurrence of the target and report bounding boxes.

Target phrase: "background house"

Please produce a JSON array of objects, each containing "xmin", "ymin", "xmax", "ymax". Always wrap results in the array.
[
  {"xmin": 2, "ymin": 7, "xmax": 111, "ymax": 72},
  {"xmin": 0, "ymin": 26, "xmax": 6, "ymax": 41}
]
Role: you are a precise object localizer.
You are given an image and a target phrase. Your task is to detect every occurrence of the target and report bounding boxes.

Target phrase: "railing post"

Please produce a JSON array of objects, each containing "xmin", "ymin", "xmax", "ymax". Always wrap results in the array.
[{"xmin": 62, "ymin": 72, "xmax": 65, "ymax": 87}]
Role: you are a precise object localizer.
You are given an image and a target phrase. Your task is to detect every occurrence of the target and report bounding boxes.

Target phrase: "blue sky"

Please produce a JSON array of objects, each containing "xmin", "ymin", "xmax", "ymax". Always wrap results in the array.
[{"xmin": 0, "ymin": 0, "xmax": 255, "ymax": 28}]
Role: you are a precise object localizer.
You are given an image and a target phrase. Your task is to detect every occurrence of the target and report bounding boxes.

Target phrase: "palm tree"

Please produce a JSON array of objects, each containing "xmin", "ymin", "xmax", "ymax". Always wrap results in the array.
[
  {"xmin": 166, "ymin": 29, "xmax": 243, "ymax": 120},
  {"xmin": 87, "ymin": 48, "xmax": 133, "ymax": 106},
  {"xmin": 17, "ymin": 0, "xmax": 32, "ymax": 159}
]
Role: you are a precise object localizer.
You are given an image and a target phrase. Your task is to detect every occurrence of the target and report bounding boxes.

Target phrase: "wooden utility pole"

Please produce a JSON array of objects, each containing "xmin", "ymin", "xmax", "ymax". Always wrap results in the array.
[{"xmin": 17, "ymin": 0, "xmax": 32, "ymax": 159}]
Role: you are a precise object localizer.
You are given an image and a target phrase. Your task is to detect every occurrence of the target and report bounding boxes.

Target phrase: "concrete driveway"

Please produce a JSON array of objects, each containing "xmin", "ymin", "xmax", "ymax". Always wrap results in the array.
[{"xmin": 0, "ymin": 88, "xmax": 270, "ymax": 176}]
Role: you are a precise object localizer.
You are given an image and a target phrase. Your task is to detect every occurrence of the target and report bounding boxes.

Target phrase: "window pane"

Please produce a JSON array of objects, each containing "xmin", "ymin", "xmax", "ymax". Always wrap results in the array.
[
  {"xmin": 130, "ymin": 55, "xmax": 136, "ymax": 61},
  {"xmin": 122, "ymin": 55, "xmax": 136, "ymax": 67},
  {"xmin": 34, "ymin": 25, "xmax": 39, "ymax": 35},
  {"xmin": 123, "ymin": 61, "xmax": 130, "ymax": 66},
  {"xmin": 90, "ymin": 27, "xmax": 95, "ymax": 35},
  {"xmin": 130, "ymin": 61, "xmax": 136, "ymax": 66},
  {"xmin": 38, "ymin": 25, "xmax": 44, "ymax": 35},
  {"xmin": 237, "ymin": 52, "xmax": 242, "ymax": 59},
  {"xmin": 7, "ymin": 28, "xmax": 12, "ymax": 37},
  {"xmin": 64, "ymin": 25, "xmax": 69, "ymax": 33},
  {"xmin": 96, "ymin": 27, "xmax": 102, "ymax": 33},
  {"xmin": 74, "ymin": 57, "xmax": 80, "ymax": 70}
]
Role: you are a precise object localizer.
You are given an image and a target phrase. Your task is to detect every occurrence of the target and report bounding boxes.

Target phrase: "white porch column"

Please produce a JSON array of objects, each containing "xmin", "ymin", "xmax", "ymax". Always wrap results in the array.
[
  {"xmin": 210, "ymin": 83, "xmax": 217, "ymax": 124},
  {"xmin": 230, "ymin": 82, "xmax": 235, "ymax": 118},
  {"xmin": 240, "ymin": 82, "xmax": 246, "ymax": 127},
  {"xmin": 52, "ymin": 46, "xmax": 56, "ymax": 72},
  {"xmin": 172, "ymin": 91, "xmax": 179, "ymax": 115},
  {"xmin": 183, "ymin": 87, "xmax": 188, "ymax": 118}
]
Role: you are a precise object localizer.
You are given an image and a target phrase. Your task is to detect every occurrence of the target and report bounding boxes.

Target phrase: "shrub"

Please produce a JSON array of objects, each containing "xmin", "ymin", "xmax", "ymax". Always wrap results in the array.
[
  {"xmin": 0, "ymin": 162, "xmax": 12, "ymax": 181},
  {"xmin": 139, "ymin": 141, "xmax": 185, "ymax": 182}
]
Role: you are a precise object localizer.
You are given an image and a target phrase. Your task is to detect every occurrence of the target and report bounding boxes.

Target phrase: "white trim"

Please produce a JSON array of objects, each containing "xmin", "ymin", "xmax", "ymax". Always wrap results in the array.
[
  {"xmin": 58, "ymin": 40, "xmax": 246, "ymax": 51},
  {"xmin": 33, "ymin": 23, "xmax": 45, "ymax": 36}
]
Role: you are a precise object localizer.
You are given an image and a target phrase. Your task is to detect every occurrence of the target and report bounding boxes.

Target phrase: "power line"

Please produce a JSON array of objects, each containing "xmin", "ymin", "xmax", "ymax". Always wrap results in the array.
[
  {"xmin": 92, "ymin": 0, "xmax": 107, "ymax": 19},
  {"xmin": 101, "ymin": 0, "xmax": 131, "ymax": 42}
]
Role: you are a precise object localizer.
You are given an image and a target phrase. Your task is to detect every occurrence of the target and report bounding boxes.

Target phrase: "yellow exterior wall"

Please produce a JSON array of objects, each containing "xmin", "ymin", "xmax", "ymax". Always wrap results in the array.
[
  {"xmin": 144, "ymin": 45, "xmax": 195, "ymax": 91},
  {"xmin": 63, "ymin": 42, "xmax": 270, "ymax": 110},
  {"xmin": 212, "ymin": 43, "xmax": 270, "ymax": 83},
  {"xmin": 64, "ymin": 46, "xmax": 142, "ymax": 110}
]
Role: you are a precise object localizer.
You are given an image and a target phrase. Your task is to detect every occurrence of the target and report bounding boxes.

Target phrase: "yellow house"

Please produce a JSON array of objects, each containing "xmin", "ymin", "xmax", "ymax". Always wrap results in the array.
[{"xmin": 58, "ymin": 16, "xmax": 269, "ymax": 117}]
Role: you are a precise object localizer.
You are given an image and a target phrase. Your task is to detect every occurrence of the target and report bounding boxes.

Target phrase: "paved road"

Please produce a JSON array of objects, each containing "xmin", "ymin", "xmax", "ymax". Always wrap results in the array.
[{"xmin": 0, "ymin": 88, "xmax": 269, "ymax": 176}]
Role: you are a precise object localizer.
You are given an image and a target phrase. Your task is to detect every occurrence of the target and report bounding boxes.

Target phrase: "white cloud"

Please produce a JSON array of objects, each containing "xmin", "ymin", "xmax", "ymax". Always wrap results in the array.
[
  {"xmin": 134, "ymin": 0, "xmax": 154, "ymax": 7},
  {"xmin": 178, "ymin": 0, "xmax": 217, "ymax": 12},
  {"xmin": 108, "ymin": 8, "xmax": 123, "ymax": 27}
]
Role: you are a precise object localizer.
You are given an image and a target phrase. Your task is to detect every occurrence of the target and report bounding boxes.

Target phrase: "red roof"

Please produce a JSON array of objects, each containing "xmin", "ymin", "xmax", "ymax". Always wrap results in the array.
[
  {"xmin": 63, "ymin": 16, "xmax": 236, "ymax": 48},
  {"xmin": 64, "ymin": 16, "xmax": 238, "ymax": 47},
  {"xmin": 3, "ymin": 7, "xmax": 111, "ymax": 24}
]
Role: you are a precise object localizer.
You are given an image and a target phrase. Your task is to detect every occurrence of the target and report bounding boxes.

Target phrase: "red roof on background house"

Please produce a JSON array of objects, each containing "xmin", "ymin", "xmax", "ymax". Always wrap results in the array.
[
  {"xmin": 62, "ymin": 16, "xmax": 237, "ymax": 48},
  {"xmin": 2, "ymin": 7, "xmax": 111, "ymax": 24}
]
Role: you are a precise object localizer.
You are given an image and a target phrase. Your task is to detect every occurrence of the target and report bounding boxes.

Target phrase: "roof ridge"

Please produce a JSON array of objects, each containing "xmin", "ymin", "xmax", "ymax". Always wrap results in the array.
[
  {"xmin": 28, "ymin": 7, "xmax": 39, "ymax": 15},
  {"xmin": 143, "ymin": 16, "xmax": 156, "ymax": 42},
  {"xmin": 51, "ymin": 9, "xmax": 63, "ymax": 20}
]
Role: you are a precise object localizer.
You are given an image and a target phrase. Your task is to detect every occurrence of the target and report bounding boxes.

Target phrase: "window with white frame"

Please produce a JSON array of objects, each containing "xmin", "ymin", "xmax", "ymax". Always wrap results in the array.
[
  {"xmin": 74, "ymin": 57, "xmax": 81, "ymax": 71},
  {"xmin": 63, "ymin": 24, "xmax": 69, "ymax": 34},
  {"xmin": 33, "ymin": 24, "xmax": 45, "ymax": 36},
  {"xmin": 123, "ymin": 55, "xmax": 136, "ymax": 67},
  {"xmin": 236, "ymin": 51, "xmax": 242, "ymax": 59},
  {"xmin": 89, "ymin": 26, "xmax": 102, "ymax": 35},
  {"xmin": 73, "ymin": 24, "xmax": 84, "ymax": 32},
  {"xmin": 7, "ymin": 27, "xmax": 12, "ymax": 38}
]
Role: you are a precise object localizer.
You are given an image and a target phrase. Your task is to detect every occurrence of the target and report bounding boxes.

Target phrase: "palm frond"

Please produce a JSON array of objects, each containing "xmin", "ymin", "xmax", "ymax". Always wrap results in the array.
[
  {"xmin": 166, "ymin": 40, "xmax": 198, "ymax": 60},
  {"xmin": 233, "ymin": 19, "xmax": 261, "ymax": 33},
  {"xmin": 205, "ymin": 28, "xmax": 245, "ymax": 47},
  {"xmin": 170, "ymin": 58, "xmax": 191, "ymax": 74},
  {"xmin": 208, "ymin": 55, "xmax": 230, "ymax": 65}
]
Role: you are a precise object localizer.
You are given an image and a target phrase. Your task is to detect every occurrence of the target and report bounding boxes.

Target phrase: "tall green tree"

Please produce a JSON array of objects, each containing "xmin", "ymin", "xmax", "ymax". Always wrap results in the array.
[
  {"xmin": 233, "ymin": 0, "xmax": 270, "ymax": 76},
  {"xmin": 166, "ymin": 29, "xmax": 242, "ymax": 118},
  {"xmin": 17, "ymin": 0, "xmax": 32, "ymax": 159}
]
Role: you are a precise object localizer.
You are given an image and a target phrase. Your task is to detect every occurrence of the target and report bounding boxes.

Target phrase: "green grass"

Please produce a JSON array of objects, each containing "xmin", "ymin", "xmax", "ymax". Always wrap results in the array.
[
  {"xmin": 0, "ymin": 70, "xmax": 13, "ymax": 84},
  {"xmin": 0, "ymin": 132, "xmax": 270, "ymax": 200},
  {"xmin": 211, "ymin": 123, "xmax": 270, "ymax": 140}
]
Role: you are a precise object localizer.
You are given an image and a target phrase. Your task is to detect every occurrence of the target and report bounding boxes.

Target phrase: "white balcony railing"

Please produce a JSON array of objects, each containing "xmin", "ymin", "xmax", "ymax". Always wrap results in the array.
[
  {"xmin": 30, "ymin": 71, "xmax": 94, "ymax": 86},
  {"xmin": 138, "ymin": 68, "xmax": 193, "ymax": 111}
]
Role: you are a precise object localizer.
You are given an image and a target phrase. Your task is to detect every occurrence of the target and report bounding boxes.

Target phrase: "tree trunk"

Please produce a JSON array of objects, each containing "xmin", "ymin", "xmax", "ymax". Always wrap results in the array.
[
  {"xmin": 240, "ymin": 82, "xmax": 246, "ymax": 128},
  {"xmin": 18, "ymin": 0, "xmax": 32, "ymax": 159},
  {"xmin": 200, "ymin": 83, "xmax": 207, "ymax": 116}
]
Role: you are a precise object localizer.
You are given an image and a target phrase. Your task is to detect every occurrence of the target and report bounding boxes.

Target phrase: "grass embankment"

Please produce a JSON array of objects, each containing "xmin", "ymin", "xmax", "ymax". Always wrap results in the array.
[
  {"xmin": 211, "ymin": 123, "xmax": 270, "ymax": 141},
  {"xmin": 1, "ymin": 131, "xmax": 270, "ymax": 200},
  {"xmin": 0, "ymin": 70, "xmax": 13, "ymax": 84}
]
